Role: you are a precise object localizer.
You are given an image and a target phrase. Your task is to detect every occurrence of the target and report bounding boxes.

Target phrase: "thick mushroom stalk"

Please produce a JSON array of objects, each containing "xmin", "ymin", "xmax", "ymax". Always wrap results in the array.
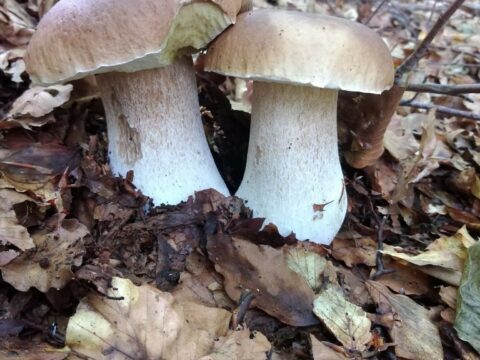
[
  {"xmin": 96, "ymin": 56, "xmax": 228, "ymax": 205},
  {"xmin": 236, "ymin": 82, "xmax": 347, "ymax": 243}
]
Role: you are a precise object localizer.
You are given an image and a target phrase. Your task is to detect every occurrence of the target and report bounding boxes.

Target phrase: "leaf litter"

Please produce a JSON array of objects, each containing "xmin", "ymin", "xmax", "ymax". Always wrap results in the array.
[{"xmin": 1, "ymin": 0, "xmax": 480, "ymax": 359}]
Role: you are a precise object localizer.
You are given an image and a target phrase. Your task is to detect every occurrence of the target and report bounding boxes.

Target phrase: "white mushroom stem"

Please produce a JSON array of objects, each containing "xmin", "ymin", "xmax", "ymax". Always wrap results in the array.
[
  {"xmin": 96, "ymin": 56, "xmax": 228, "ymax": 205},
  {"xmin": 236, "ymin": 82, "xmax": 347, "ymax": 244}
]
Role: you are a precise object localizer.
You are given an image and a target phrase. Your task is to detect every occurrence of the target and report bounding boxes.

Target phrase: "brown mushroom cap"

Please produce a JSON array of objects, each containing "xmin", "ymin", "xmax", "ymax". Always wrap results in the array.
[
  {"xmin": 26, "ymin": 0, "xmax": 243, "ymax": 85},
  {"xmin": 205, "ymin": 9, "xmax": 394, "ymax": 94}
]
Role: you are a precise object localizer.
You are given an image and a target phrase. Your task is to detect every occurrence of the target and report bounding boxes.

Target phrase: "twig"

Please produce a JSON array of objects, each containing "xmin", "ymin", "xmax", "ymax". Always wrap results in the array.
[
  {"xmin": 371, "ymin": 216, "xmax": 395, "ymax": 280},
  {"xmin": 367, "ymin": 200, "xmax": 394, "ymax": 280},
  {"xmin": 232, "ymin": 290, "xmax": 255, "ymax": 328},
  {"xmin": 406, "ymin": 83, "xmax": 480, "ymax": 96},
  {"xmin": 395, "ymin": 0, "xmax": 467, "ymax": 85},
  {"xmin": 400, "ymin": 100, "xmax": 480, "ymax": 121},
  {"xmin": 363, "ymin": 0, "xmax": 389, "ymax": 24}
]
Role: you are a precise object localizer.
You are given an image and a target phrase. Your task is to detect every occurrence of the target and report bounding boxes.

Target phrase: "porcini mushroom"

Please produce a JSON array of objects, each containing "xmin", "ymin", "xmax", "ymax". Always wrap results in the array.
[
  {"xmin": 25, "ymin": 0, "xmax": 247, "ymax": 205},
  {"xmin": 205, "ymin": 9, "xmax": 394, "ymax": 244}
]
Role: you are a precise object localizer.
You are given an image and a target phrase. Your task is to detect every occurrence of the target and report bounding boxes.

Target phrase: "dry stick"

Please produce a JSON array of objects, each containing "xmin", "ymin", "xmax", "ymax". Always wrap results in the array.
[
  {"xmin": 367, "ymin": 199, "xmax": 394, "ymax": 280},
  {"xmin": 400, "ymin": 100, "xmax": 480, "ymax": 121},
  {"xmin": 406, "ymin": 83, "xmax": 480, "ymax": 96},
  {"xmin": 371, "ymin": 216, "xmax": 395, "ymax": 280},
  {"xmin": 363, "ymin": 0, "xmax": 389, "ymax": 25},
  {"xmin": 395, "ymin": 0, "xmax": 467, "ymax": 85}
]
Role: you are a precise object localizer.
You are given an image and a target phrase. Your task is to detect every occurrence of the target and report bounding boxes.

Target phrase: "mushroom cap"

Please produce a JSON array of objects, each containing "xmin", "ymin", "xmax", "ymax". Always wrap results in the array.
[
  {"xmin": 205, "ymin": 9, "xmax": 394, "ymax": 94},
  {"xmin": 26, "ymin": 0, "xmax": 243, "ymax": 85}
]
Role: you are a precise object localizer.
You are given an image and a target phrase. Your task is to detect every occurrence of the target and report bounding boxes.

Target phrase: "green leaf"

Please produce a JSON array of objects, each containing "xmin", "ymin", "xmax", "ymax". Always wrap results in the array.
[{"xmin": 454, "ymin": 241, "xmax": 480, "ymax": 353}]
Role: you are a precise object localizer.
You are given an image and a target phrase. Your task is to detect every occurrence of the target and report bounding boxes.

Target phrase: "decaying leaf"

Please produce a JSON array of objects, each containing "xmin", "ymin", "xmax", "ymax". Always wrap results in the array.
[
  {"xmin": 0, "ymin": 47, "xmax": 26, "ymax": 83},
  {"xmin": 0, "ymin": 344, "xmax": 68, "ymax": 360},
  {"xmin": 199, "ymin": 328, "xmax": 271, "ymax": 360},
  {"xmin": 0, "ymin": 188, "xmax": 36, "ymax": 251},
  {"xmin": 454, "ymin": 241, "xmax": 480, "ymax": 353},
  {"xmin": 7, "ymin": 85, "xmax": 72, "ymax": 119},
  {"xmin": 331, "ymin": 237, "xmax": 376, "ymax": 267},
  {"xmin": 376, "ymin": 259, "xmax": 431, "ymax": 296},
  {"xmin": 0, "ymin": 143, "xmax": 80, "ymax": 186},
  {"xmin": 1, "ymin": 216, "xmax": 88, "ymax": 292},
  {"xmin": 390, "ymin": 111, "xmax": 442, "ymax": 203},
  {"xmin": 207, "ymin": 234, "xmax": 319, "ymax": 326},
  {"xmin": 0, "ymin": 0, "xmax": 36, "ymax": 47},
  {"xmin": 381, "ymin": 226, "xmax": 477, "ymax": 285},
  {"xmin": 313, "ymin": 284, "xmax": 372, "ymax": 352},
  {"xmin": 173, "ymin": 251, "xmax": 234, "ymax": 309},
  {"xmin": 338, "ymin": 85, "xmax": 404, "ymax": 168},
  {"xmin": 66, "ymin": 277, "xmax": 231, "ymax": 360},
  {"xmin": 366, "ymin": 281, "xmax": 443, "ymax": 359},
  {"xmin": 439, "ymin": 285, "xmax": 457, "ymax": 309},
  {"xmin": 311, "ymin": 335, "xmax": 348, "ymax": 360},
  {"xmin": 285, "ymin": 243, "xmax": 331, "ymax": 293}
]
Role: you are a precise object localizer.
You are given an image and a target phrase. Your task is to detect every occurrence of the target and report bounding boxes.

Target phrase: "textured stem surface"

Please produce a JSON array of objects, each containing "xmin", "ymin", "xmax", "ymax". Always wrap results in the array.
[
  {"xmin": 97, "ymin": 57, "xmax": 228, "ymax": 205},
  {"xmin": 236, "ymin": 82, "xmax": 347, "ymax": 243}
]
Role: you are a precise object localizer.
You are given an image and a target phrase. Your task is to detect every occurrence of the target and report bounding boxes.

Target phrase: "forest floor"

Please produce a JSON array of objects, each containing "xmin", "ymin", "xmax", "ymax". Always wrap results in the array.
[{"xmin": 0, "ymin": 0, "xmax": 480, "ymax": 359}]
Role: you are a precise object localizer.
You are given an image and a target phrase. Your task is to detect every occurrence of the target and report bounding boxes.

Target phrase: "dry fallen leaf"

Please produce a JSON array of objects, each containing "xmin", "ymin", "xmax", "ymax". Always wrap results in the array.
[
  {"xmin": 366, "ymin": 280, "xmax": 443, "ymax": 360},
  {"xmin": 0, "ymin": 143, "xmax": 80, "ymax": 186},
  {"xmin": 66, "ymin": 277, "xmax": 231, "ymax": 360},
  {"xmin": 376, "ymin": 259, "xmax": 431, "ymax": 296},
  {"xmin": 313, "ymin": 284, "xmax": 372, "ymax": 352},
  {"xmin": 199, "ymin": 328, "xmax": 271, "ymax": 360},
  {"xmin": 285, "ymin": 243, "xmax": 332, "ymax": 293},
  {"xmin": 381, "ymin": 226, "xmax": 477, "ymax": 285},
  {"xmin": 439, "ymin": 285, "xmax": 457, "ymax": 309},
  {"xmin": 310, "ymin": 335, "xmax": 348, "ymax": 360},
  {"xmin": 331, "ymin": 237, "xmax": 377, "ymax": 267},
  {"xmin": 207, "ymin": 234, "xmax": 319, "ymax": 326},
  {"xmin": 0, "ymin": 343, "xmax": 69, "ymax": 360},
  {"xmin": 0, "ymin": 47, "xmax": 26, "ymax": 83},
  {"xmin": 338, "ymin": 85, "xmax": 404, "ymax": 168},
  {"xmin": 0, "ymin": 188, "xmax": 36, "ymax": 251},
  {"xmin": 0, "ymin": 0, "xmax": 36, "ymax": 47},
  {"xmin": 7, "ymin": 85, "xmax": 72, "ymax": 118},
  {"xmin": 1, "ymin": 215, "xmax": 88, "ymax": 292}
]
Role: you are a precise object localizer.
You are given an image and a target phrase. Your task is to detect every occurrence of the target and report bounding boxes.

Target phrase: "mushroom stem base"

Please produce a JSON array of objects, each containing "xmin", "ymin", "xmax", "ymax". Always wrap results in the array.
[
  {"xmin": 236, "ymin": 82, "xmax": 347, "ymax": 244},
  {"xmin": 96, "ymin": 56, "xmax": 228, "ymax": 205}
]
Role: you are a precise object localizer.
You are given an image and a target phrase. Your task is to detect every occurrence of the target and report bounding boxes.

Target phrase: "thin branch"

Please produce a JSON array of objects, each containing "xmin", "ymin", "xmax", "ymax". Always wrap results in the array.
[
  {"xmin": 395, "ymin": 0, "xmax": 467, "ymax": 85},
  {"xmin": 400, "ymin": 100, "xmax": 480, "ymax": 121},
  {"xmin": 371, "ymin": 216, "xmax": 395, "ymax": 280},
  {"xmin": 406, "ymin": 83, "xmax": 480, "ymax": 96},
  {"xmin": 363, "ymin": 0, "xmax": 389, "ymax": 25}
]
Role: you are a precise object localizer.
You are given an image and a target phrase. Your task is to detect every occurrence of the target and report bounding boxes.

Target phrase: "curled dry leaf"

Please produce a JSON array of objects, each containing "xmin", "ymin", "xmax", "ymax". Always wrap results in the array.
[
  {"xmin": 66, "ymin": 277, "xmax": 231, "ymax": 360},
  {"xmin": 0, "ymin": 188, "xmax": 36, "ymax": 251},
  {"xmin": 207, "ymin": 234, "xmax": 319, "ymax": 326},
  {"xmin": 7, "ymin": 85, "xmax": 72, "ymax": 118},
  {"xmin": 199, "ymin": 328, "xmax": 271, "ymax": 360},
  {"xmin": 313, "ymin": 284, "xmax": 372, "ymax": 352},
  {"xmin": 381, "ymin": 225, "xmax": 477, "ymax": 285},
  {"xmin": 1, "ymin": 216, "xmax": 88, "ymax": 292},
  {"xmin": 366, "ymin": 281, "xmax": 443, "ymax": 360}
]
